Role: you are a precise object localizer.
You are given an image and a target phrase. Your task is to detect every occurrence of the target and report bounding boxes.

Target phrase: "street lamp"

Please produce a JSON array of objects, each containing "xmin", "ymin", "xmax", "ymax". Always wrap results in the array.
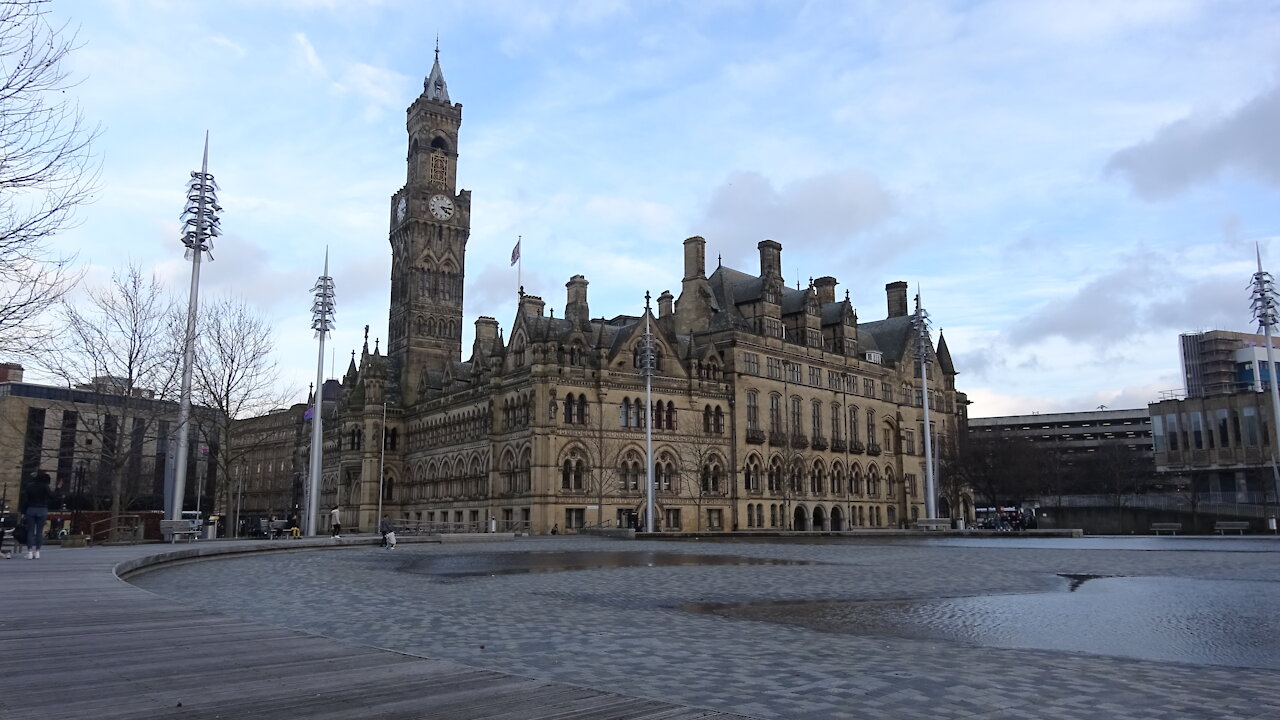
[{"xmin": 171, "ymin": 135, "xmax": 221, "ymax": 521}]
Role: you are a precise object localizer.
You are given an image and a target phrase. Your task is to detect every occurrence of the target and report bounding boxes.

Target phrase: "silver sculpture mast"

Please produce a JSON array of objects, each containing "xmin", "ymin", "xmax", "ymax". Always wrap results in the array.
[
  {"xmin": 643, "ymin": 292, "xmax": 656, "ymax": 533},
  {"xmin": 307, "ymin": 251, "xmax": 335, "ymax": 535},
  {"xmin": 1249, "ymin": 244, "xmax": 1280, "ymax": 507},
  {"xmin": 913, "ymin": 292, "xmax": 938, "ymax": 522},
  {"xmin": 171, "ymin": 134, "xmax": 220, "ymax": 521}
]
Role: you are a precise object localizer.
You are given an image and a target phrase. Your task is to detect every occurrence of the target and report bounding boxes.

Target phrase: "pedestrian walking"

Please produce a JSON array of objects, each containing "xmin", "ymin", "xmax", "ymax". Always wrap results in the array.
[
  {"xmin": 330, "ymin": 506, "xmax": 342, "ymax": 538},
  {"xmin": 379, "ymin": 515, "xmax": 396, "ymax": 549},
  {"xmin": 21, "ymin": 471, "xmax": 55, "ymax": 560}
]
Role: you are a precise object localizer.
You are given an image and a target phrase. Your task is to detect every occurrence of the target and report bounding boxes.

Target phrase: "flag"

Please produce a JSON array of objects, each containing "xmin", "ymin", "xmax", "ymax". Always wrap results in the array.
[
  {"xmin": 303, "ymin": 406, "xmax": 314, "ymax": 421},
  {"xmin": 510, "ymin": 239, "xmax": 521, "ymax": 266}
]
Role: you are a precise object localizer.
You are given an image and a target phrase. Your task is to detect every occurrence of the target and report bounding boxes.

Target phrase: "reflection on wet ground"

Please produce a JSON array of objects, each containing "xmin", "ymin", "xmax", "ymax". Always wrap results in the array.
[
  {"xmin": 688, "ymin": 575, "xmax": 1280, "ymax": 669},
  {"xmin": 401, "ymin": 550, "xmax": 816, "ymax": 578},
  {"xmin": 768, "ymin": 535, "xmax": 1280, "ymax": 552}
]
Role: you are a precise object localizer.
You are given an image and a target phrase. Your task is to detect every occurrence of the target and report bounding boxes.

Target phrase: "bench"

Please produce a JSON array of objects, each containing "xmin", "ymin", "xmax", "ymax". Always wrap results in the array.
[
  {"xmin": 915, "ymin": 518, "xmax": 951, "ymax": 531},
  {"xmin": 160, "ymin": 519, "xmax": 200, "ymax": 543},
  {"xmin": 1214, "ymin": 521, "xmax": 1249, "ymax": 535},
  {"xmin": 1151, "ymin": 522, "xmax": 1182, "ymax": 535}
]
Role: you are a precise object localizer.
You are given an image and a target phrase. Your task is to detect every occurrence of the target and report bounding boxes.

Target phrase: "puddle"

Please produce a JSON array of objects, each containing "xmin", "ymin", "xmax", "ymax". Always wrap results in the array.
[
  {"xmin": 402, "ymin": 550, "xmax": 815, "ymax": 578},
  {"xmin": 688, "ymin": 576, "xmax": 1280, "ymax": 669}
]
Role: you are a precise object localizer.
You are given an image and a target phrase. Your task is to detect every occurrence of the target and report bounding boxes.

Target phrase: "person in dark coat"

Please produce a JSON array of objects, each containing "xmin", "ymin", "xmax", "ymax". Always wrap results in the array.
[{"xmin": 21, "ymin": 472, "xmax": 55, "ymax": 560}]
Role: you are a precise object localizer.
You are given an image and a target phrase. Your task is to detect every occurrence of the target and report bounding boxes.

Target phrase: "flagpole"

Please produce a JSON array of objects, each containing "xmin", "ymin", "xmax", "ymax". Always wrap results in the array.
[{"xmin": 517, "ymin": 234, "xmax": 522, "ymax": 292}]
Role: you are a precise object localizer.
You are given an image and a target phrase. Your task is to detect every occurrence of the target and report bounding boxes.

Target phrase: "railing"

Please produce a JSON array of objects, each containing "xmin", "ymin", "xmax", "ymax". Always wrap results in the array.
[
  {"xmin": 790, "ymin": 434, "xmax": 809, "ymax": 450},
  {"xmin": 831, "ymin": 439, "xmax": 846, "ymax": 453},
  {"xmin": 768, "ymin": 431, "xmax": 788, "ymax": 446},
  {"xmin": 849, "ymin": 440, "xmax": 865, "ymax": 454},
  {"xmin": 746, "ymin": 429, "xmax": 766, "ymax": 445},
  {"xmin": 88, "ymin": 514, "xmax": 144, "ymax": 545},
  {"xmin": 810, "ymin": 436, "xmax": 828, "ymax": 451},
  {"xmin": 1034, "ymin": 491, "xmax": 1277, "ymax": 519},
  {"xmin": 866, "ymin": 443, "xmax": 882, "ymax": 456}
]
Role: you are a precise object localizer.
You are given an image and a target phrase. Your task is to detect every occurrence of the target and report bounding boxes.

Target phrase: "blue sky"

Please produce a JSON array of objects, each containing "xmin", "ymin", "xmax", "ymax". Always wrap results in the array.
[{"xmin": 38, "ymin": 0, "xmax": 1280, "ymax": 417}]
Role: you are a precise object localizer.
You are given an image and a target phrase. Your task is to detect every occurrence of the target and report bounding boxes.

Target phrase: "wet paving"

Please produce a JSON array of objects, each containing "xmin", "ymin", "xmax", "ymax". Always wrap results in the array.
[
  {"xmin": 688, "ymin": 574, "xmax": 1280, "ymax": 669},
  {"xmin": 130, "ymin": 536, "xmax": 1280, "ymax": 720},
  {"xmin": 402, "ymin": 550, "xmax": 816, "ymax": 579}
]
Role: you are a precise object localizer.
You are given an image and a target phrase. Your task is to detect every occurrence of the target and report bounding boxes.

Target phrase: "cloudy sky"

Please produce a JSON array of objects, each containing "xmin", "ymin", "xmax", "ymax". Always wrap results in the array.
[{"xmin": 35, "ymin": 0, "xmax": 1280, "ymax": 417}]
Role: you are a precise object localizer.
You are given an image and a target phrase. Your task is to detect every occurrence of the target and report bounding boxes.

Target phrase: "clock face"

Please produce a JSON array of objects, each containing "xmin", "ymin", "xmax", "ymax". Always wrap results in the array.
[
  {"xmin": 429, "ymin": 194, "xmax": 455, "ymax": 220},
  {"xmin": 396, "ymin": 196, "xmax": 407, "ymax": 222}
]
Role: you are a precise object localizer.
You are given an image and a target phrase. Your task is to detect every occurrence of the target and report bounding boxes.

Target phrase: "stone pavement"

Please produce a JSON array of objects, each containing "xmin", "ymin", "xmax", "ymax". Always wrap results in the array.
[{"xmin": 129, "ymin": 535, "xmax": 1280, "ymax": 720}]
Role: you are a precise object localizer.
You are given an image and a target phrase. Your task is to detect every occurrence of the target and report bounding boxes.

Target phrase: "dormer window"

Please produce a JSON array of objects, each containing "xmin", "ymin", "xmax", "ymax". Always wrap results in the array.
[{"xmin": 864, "ymin": 351, "xmax": 882, "ymax": 364}]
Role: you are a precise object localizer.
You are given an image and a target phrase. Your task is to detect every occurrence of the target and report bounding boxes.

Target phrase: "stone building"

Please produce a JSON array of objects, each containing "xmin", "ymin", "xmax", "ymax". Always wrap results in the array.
[
  {"xmin": 0, "ymin": 363, "xmax": 219, "ymax": 518},
  {"xmin": 314, "ymin": 54, "xmax": 970, "ymax": 534}
]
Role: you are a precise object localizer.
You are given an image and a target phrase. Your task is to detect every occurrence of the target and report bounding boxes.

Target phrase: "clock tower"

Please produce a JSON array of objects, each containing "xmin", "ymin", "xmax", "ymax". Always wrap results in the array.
[{"xmin": 388, "ymin": 49, "xmax": 471, "ymax": 406}]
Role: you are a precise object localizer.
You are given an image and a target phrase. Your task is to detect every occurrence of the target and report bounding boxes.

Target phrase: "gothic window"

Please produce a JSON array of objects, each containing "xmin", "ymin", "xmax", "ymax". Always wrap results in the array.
[
  {"xmin": 810, "ymin": 461, "xmax": 824, "ymax": 494},
  {"xmin": 620, "ymin": 399, "xmax": 631, "ymax": 428},
  {"xmin": 790, "ymin": 396, "xmax": 802, "ymax": 434},
  {"xmin": 746, "ymin": 392, "xmax": 759, "ymax": 432},
  {"xmin": 866, "ymin": 410, "xmax": 875, "ymax": 445},
  {"xmin": 665, "ymin": 401, "xmax": 676, "ymax": 430},
  {"xmin": 714, "ymin": 406, "xmax": 724, "ymax": 434},
  {"xmin": 769, "ymin": 394, "xmax": 782, "ymax": 433},
  {"xmin": 703, "ymin": 405, "xmax": 712, "ymax": 433},
  {"xmin": 811, "ymin": 401, "xmax": 822, "ymax": 438},
  {"xmin": 431, "ymin": 154, "xmax": 447, "ymax": 184},
  {"xmin": 768, "ymin": 457, "xmax": 782, "ymax": 493},
  {"xmin": 576, "ymin": 394, "xmax": 588, "ymax": 425},
  {"xmin": 831, "ymin": 404, "xmax": 842, "ymax": 441}
]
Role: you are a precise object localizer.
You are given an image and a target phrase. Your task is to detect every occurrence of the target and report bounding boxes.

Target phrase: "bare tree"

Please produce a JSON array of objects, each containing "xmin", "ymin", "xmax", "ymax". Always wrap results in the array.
[
  {"xmin": 577, "ymin": 394, "xmax": 623, "ymax": 527},
  {"xmin": 0, "ymin": 0, "xmax": 99, "ymax": 355},
  {"xmin": 676, "ymin": 416, "xmax": 731, "ymax": 531},
  {"xmin": 45, "ymin": 265, "xmax": 179, "ymax": 530},
  {"xmin": 951, "ymin": 434, "xmax": 1037, "ymax": 522},
  {"xmin": 188, "ymin": 295, "xmax": 292, "ymax": 533}
]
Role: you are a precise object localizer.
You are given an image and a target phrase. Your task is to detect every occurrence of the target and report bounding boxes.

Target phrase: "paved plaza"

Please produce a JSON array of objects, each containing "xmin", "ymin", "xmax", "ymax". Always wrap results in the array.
[{"xmin": 128, "ymin": 535, "xmax": 1280, "ymax": 720}]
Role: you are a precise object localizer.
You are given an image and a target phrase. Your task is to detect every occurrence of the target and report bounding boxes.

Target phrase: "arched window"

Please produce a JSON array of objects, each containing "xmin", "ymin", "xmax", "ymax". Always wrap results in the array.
[
  {"xmin": 620, "ymin": 399, "xmax": 630, "ymax": 427},
  {"xmin": 703, "ymin": 405, "xmax": 713, "ymax": 433},
  {"xmin": 714, "ymin": 406, "xmax": 724, "ymax": 434},
  {"xmin": 790, "ymin": 396, "xmax": 802, "ymax": 435},
  {"xmin": 767, "ymin": 457, "xmax": 782, "ymax": 493},
  {"xmin": 746, "ymin": 392, "xmax": 759, "ymax": 431},
  {"xmin": 769, "ymin": 394, "xmax": 782, "ymax": 433},
  {"xmin": 576, "ymin": 394, "xmax": 588, "ymax": 424},
  {"xmin": 831, "ymin": 404, "xmax": 841, "ymax": 441},
  {"xmin": 770, "ymin": 504, "xmax": 778, "ymax": 527},
  {"xmin": 665, "ymin": 401, "xmax": 676, "ymax": 430}
]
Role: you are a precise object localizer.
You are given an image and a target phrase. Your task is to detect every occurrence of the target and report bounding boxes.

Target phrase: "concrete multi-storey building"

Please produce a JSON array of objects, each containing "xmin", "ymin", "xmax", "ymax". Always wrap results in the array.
[
  {"xmin": 1180, "ymin": 329, "xmax": 1279, "ymax": 397},
  {"xmin": 311, "ymin": 54, "xmax": 970, "ymax": 534}
]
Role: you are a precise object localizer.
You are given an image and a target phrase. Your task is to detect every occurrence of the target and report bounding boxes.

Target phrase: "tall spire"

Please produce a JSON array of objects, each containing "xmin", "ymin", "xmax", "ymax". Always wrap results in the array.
[{"xmin": 424, "ymin": 40, "xmax": 450, "ymax": 103}]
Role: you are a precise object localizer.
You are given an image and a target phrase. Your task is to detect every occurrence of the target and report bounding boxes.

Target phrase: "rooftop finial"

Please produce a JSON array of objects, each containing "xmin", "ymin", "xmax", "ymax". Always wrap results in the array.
[{"xmin": 435, "ymin": 35, "xmax": 440, "ymax": 62}]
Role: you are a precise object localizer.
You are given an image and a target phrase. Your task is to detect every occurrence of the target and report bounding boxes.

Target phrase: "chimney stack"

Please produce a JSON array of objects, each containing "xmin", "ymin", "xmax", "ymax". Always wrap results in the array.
[
  {"xmin": 885, "ymin": 281, "xmax": 909, "ymax": 318},
  {"xmin": 758, "ymin": 239, "xmax": 782, "ymax": 278},
  {"xmin": 683, "ymin": 236, "xmax": 706, "ymax": 280},
  {"xmin": 519, "ymin": 294, "xmax": 546, "ymax": 317},
  {"xmin": 657, "ymin": 290, "xmax": 674, "ymax": 318},
  {"xmin": 564, "ymin": 275, "xmax": 589, "ymax": 324},
  {"xmin": 814, "ymin": 276, "xmax": 837, "ymax": 305}
]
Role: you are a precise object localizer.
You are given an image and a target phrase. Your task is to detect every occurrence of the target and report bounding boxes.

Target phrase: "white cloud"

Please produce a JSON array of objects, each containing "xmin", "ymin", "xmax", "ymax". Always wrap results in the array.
[{"xmin": 293, "ymin": 32, "xmax": 326, "ymax": 77}]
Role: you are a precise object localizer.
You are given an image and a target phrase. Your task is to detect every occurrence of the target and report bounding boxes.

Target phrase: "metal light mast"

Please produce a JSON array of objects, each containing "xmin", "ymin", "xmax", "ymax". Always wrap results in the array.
[
  {"xmin": 913, "ymin": 292, "xmax": 938, "ymax": 522},
  {"xmin": 170, "ymin": 134, "xmax": 220, "ymax": 521},
  {"xmin": 1249, "ymin": 244, "xmax": 1280, "ymax": 508},
  {"xmin": 642, "ymin": 292, "xmax": 656, "ymax": 533},
  {"xmin": 307, "ymin": 251, "xmax": 335, "ymax": 536}
]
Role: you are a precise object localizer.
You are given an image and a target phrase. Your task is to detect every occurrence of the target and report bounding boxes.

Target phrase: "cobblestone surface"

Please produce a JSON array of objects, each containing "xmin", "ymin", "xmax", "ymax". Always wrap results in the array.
[{"xmin": 131, "ymin": 536, "xmax": 1280, "ymax": 720}]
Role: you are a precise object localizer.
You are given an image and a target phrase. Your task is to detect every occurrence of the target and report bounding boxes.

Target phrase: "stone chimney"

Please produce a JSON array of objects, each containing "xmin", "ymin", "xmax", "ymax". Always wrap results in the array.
[
  {"xmin": 657, "ymin": 290, "xmax": 674, "ymax": 318},
  {"xmin": 814, "ymin": 276, "xmax": 837, "ymax": 305},
  {"xmin": 564, "ymin": 275, "xmax": 589, "ymax": 325},
  {"xmin": 758, "ymin": 239, "xmax": 782, "ymax": 278},
  {"xmin": 519, "ymin": 294, "xmax": 545, "ymax": 317},
  {"xmin": 0, "ymin": 363, "xmax": 23, "ymax": 382},
  {"xmin": 885, "ymin": 281, "xmax": 909, "ymax": 318},
  {"xmin": 683, "ymin": 236, "xmax": 706, "ymax": 280}
]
